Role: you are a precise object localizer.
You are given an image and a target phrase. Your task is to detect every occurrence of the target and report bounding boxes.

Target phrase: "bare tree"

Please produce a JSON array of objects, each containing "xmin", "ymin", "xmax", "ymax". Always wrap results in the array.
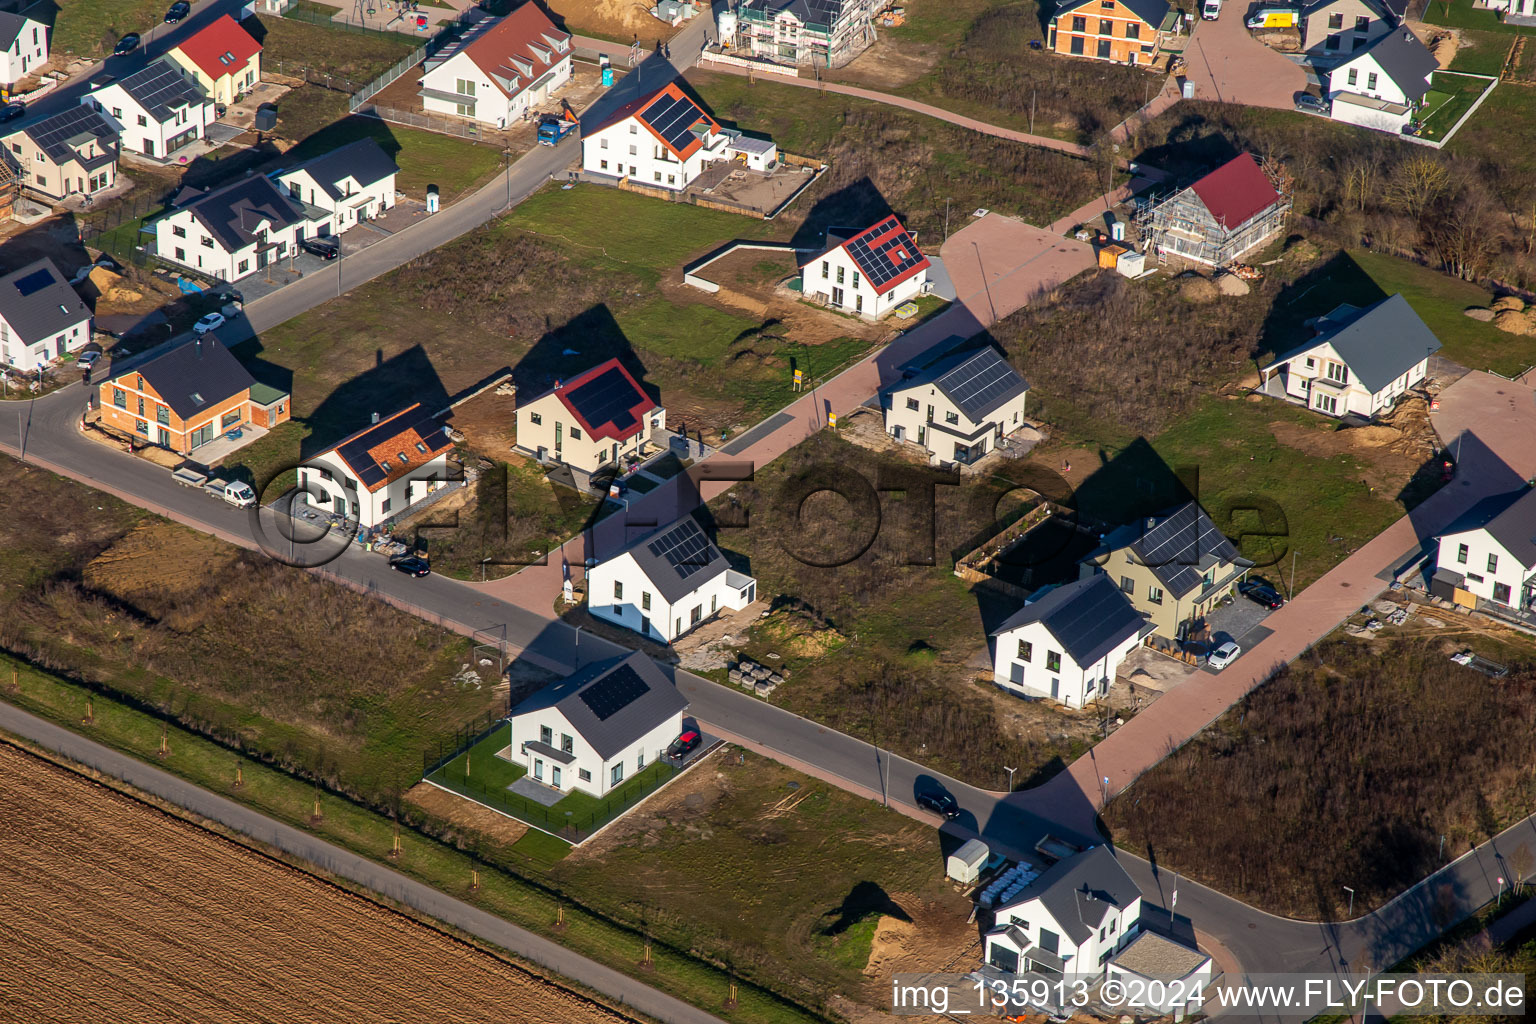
[
  {"xmin": 1431, "ymin": 189, "xmax": 1502, "ymax": 280},
  {"xmin": 1382, "ymin": 153, "xmax": 1453, "ymax": 222}
]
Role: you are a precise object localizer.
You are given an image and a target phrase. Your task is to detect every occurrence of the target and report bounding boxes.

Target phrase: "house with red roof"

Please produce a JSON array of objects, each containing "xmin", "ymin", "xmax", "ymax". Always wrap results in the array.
[
  {"xmin": 581, "ymin": 80, "xmax": 778, "ymax": 191},
  {"xmin": 513, "ymin": 358, "xmax": 666, "ymax": 480},
  {"xmin": 800, "ymin": 215, "xmax": 931, "ymax": 318},
  {"xmin": 1144, "ymin": 153, "xmax": 1290, "ymax": 267},
  {"xmin": 1148, "ymin": 151, "xmax": 1290, "ymax": 267},
  {"xmin": 165, "ymin": 14, "xmax": 261, "ymax": 107},
  {"xmin": 419, "ymin": 1, "xmax": 571, "ymax": 128}
]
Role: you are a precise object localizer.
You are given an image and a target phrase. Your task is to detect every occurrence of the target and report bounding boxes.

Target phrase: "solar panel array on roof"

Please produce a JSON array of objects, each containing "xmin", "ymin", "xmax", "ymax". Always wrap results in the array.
[
  {"xmin": 13, "ymin": 268, "xmax": 55, "ymax": 298},
  {"xmin": 118, "ymin": 60, "xmax": 206, "ymax": 122},
  {"xmin": 577, "ymin": 663, "xmax": 652, "ymax": 721},
  {"xmin": 640, "ymin": 91, "xmax": 704, "ymax": 154},
  {"xmin": 566, "ymin": 367, "xmax": 641, "ymax": 434},
  {"xmin": 1131, "ymin": 503, "xmax": 1243, "ymax": 597},
  {"xmin": 647, "ymin": 519, "xmax": 715, "ymax": 581},
  {"xmin": 24, "ymin": 106, "xmax": 114, "ymax": 165},
  {"xmin": 845, "ymin": 223, "xmax": 924, "ymax": 289},
  {"xmin": 936, "ymin": 349, "xmax": 1027, "ymax": 422}
]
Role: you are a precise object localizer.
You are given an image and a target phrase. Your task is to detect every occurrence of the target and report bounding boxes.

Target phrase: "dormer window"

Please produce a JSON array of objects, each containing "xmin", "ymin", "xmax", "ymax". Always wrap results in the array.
[
  {"xmin": 190, "ymin": 392, "xmax": 204, "ymax": 405},
  {"xmin": 415, "ymin": 441, "xmax": 427, "ymax": 453},
  {"xmin": 397, "ymin": 452, "xmax": 408, "ymax": 463}
]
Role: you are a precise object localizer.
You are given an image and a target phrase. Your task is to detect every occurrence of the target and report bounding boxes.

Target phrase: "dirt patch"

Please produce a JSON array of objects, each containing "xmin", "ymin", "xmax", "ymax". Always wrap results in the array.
[
  {"xmin": 1408, "ymin": 20, "xmax": 1459, "ymax": 67},
  {"xmin": 0, "ymin": 743, "xmax": 640, "ymax": 1024},
  {"xmin": 545, "ymin": 0, "xmax": 682, "ymax": 43},
  {"xmin": 1267, "ymin": 397, "xmax": 1437, "ymax": 495},
  {"xmin": 83, "ymin": 521, "xmax": 241, "ymax": 601},
  {"xmin": 406, "ymin": 780, "xmax": 530, "ymax": 845},
  {"xmin": 450, "ymin": 387, "xmax": 521, "ymax": 457},
  {"xmin": 829, "ymin": 34, "xmax": 943, "ymax": 90}
]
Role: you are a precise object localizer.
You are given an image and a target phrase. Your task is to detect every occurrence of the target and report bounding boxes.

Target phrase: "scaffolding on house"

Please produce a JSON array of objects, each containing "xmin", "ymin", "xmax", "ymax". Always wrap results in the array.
[
  {"xmin": 1134, "ymin": 170, "xmax": 1293, "ymax": 269},
  {"xmin": 0, "ymin": 152, "xmax": 21, "ymax": 220}
]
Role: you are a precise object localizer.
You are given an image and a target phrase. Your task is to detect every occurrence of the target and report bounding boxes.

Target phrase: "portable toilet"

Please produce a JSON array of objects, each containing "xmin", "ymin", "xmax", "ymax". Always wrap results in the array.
[
  {"xmin": 426, "ymin": 185, "xmax": 440, "ymax": 214},
  {"xmin": 946, "ymin": 838, "xmax": 989, "ymax": 884},
  {"xmin": 600, "ymin": 54, "xmax": 613, "ymax": 87},
  {"xmin": 1110, "ymin": 219, "xmax": 1126, "ymax": 242}
]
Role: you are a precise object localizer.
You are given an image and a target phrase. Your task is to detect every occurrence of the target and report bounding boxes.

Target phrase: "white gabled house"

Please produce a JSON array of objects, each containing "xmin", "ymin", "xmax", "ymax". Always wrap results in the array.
[
  {"xmin": 986, "ymin": 846, "xmax": 1144, "ymax": 977},
  {"xmin": 0, "ymin": 259, "xmax": 93, "ymax": 371},
  {"xmin": 1432, "ymin": 487, "xmax": 1536, "ymax": 616},
  {"xmin": 298, "ymin": 403, "xmax": 457, "ymax": 527},
  {"xmin": 1259, "ymin": 293, "xmax": 1440, "ymax": 419},
  {"xmin": 0, "ymin": 11, "xmax": 49, "ymax": 87},
  {"xmin": 801, "ymin": 215, "xmax": 930, "ymax": 319},
  {"xmin": 83, "ymin": 59, "xmax": 216, "ymax": 160},
  {"xmin": 153, "ymin": 174, "xmax": 330, "ymax": 282},
  {"xmin": 420, "ymin": 0, "xmax": 572, "ymax": 128},
  {"xmin": 587, "ymin": 515, "xmax": 757, "ymax": 644},
  {"xmin": 991, "ymin": 575, "xmax": 1150, "ymax": 708},
  {"xmin": 508, "ymin": 651, "xmax": 687, "ymax": 797},
  {"xmin": 1328, "ymin": 27, "xmax": 1438, "ymax": 134},
  {"xmin": 277, "ymin": 137, "xmax": 398, "ymax": 235},
  {"xmin": 883, "ymin": 345, "xmax": 1030, "ymax": 467}
]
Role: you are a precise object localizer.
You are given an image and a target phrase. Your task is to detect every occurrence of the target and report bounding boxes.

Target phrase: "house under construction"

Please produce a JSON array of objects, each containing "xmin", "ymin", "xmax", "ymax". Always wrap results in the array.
[
  {"xmin": 0, "ymin": 149, "xmax": 20, "ymax": 221},
  {"xmin": 1137, "ymin": 152, "xmax": 1291, "ymax": 268}
]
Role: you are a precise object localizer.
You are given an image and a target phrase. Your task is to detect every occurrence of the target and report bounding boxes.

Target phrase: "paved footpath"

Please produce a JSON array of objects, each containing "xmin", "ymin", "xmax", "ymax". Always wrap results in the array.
[{"xmin": 0, "ymin": 705, "xmax": 729, "ymax": 1024}]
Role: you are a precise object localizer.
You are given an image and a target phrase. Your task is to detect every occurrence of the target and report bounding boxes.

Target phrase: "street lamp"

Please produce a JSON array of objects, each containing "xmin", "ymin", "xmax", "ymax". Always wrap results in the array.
[
  {"xmin": 1343, "ymin": 885, "xmax": 1355, "ymax": 919},
  {"xmin": 1003, "ymin": 765, "xmax": 1016, "ymax": 792}
]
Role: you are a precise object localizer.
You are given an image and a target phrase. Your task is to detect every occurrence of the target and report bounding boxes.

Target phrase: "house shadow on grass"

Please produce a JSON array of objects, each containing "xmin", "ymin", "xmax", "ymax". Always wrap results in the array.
[
  {"xmin": 821, "ymin": 881, "xmax": 910, "ymax": 936},
  {"xmin": 787, "ymin": 177, "xmax": 897, "ymax": 252},
  {"xmin": 1132, "ymin": 122, "xmax": 1242, "ymax": 184},
  {"xmin": 1255, "ymin": 248, "xmax": 1388, "ymax": 363},
  {"xmin": 509, "ymin": 303, "xmax": 661, "ymax": 410}
]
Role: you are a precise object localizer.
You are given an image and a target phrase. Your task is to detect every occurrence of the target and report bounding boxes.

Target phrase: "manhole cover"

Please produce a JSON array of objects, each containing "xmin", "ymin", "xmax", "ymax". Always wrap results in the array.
[{"xmin": 787, "ymin": 781, "xmax": 800, "ymax": 790}]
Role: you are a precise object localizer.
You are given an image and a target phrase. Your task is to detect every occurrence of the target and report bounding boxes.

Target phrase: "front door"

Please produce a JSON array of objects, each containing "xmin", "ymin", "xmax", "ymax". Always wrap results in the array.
[
  {"xmin": 1097, "ymin": 37, "xmax": 1112, "ymax": 58},
  {"xmin": 533, "ymin": 757, "xmax": 544, "ymax": 781},
  {"xmin": 1010, "ymin": 662, "xmax": 1024, "ymax": 685},
  {"xmin": 551, "ymin": 765, "xmax": 562, "ymax": 788},
  {"xmin": 640, "ymin": 615, "xmax": 650, "ymax": 636},
  {"xmin": 892, "ymin": 425, "xmax": 904, "ymax": 441},
  {"xmin": 1049, "ymin": 677, "xmax": 1059, "ymax": 700},
  {"xmin": 831, "ymin": 286, "xmax": 844, "ymax": 307},
  {"xmin": 157, "ymin": 427, "xmax": 170, "ymax": 445}
]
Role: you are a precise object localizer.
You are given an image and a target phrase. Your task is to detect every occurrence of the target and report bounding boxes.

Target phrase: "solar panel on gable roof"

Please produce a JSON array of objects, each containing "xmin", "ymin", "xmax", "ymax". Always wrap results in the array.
[
  {"xmin": 641, "ymin": 92, "xmax": 704, "ymax": 152},
  {"xmin": 647, "ymin": 520, "xmax": 716, "ymax": 581},
  {"xmin": 566, "ymin": 367, "xmax": 641, "ymax": 432},
  {"xmin": 13, "ymin": 268, "xmax": 56, "ymax": 297},
  {"xmin": 579, "ymin": 663, "xmax": 652, "ymax": 721}
]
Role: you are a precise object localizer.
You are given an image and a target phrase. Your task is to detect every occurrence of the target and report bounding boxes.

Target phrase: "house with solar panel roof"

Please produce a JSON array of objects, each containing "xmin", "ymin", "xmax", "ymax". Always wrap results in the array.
[
  {"xmin": 581, "ymin": 80, "xmax": 778, "ymax": 191},
  {"xmin": 1, "ymin": 104, "xmax": 119, "ymax": 202},
  {"xmin": 83, "ymin": 59, "xmax": 216, "ymax": 160},
  {"xmin": 509, "ymin": 651, "xmax": 687, "ymax": 796},
  {"xmin": 1080, "ymin": 501, "xmax": 1253, "ymax": 640},
  {"xmin": 513, "ymin": 357, "xmax": 665, "ymax": 483},
  {"xmin": 586, "ymin": 514, "xmax": 757, "ymax": 644},
  {"xmin": 0, "ymin": 259, "xmax": 93, "ymax": 371},
  {"xmin": 1141, "ymin": 153, "xmax": 1290, "ymax": 267},
  {"xmin": 883, "ymin": 344, "xmax": 1031, "ymax": 468},
  {"xmin": 990, "ymin": 575, "xmax": 1151, "ymax": 707},
  {"xmin": 801, "ymin": 215, "xmax": 931, "ymax": 319},
  {"xmin": 299, "ymin": 403, "xmax": 457, "ymax": 527}
]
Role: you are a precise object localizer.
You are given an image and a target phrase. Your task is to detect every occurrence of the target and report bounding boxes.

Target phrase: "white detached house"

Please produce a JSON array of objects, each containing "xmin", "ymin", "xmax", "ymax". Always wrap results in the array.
[
  {"xmin": 1433, "ymin": 487, "xmax": 1536, "ymax": 616},
  {"xmin": 508, "ymin": 651, "xmax": 687, "ymax": 798},
  {"xmin": 153, "ymin": 174, "xmax": 329, "ymax": 282},
  {"xmin": 587, "ymin": 515, "xmax": 757, "ymax": 644},
  {"xmin": 801, "ymin": 215, "xmax": 930, "ymax": 319},
  {"xmin": 991, "ymin": 575, "xmax": 1149, "ymax": 708},
  {"xmin": 986, "ymin": 846, "xmax": 1144, "ymax": 977},
  {"xmin": 1259, "ymin": 293, "xmax": 1440, "ymax": 419},
  {"xmin": 420, "ymin": 1, "xmax": 571, "ymax": 128},
  {"xmin": 299, "ymin": 403, "xmax": 457, "ymax": 527},
  {"xmin": 0, "ymin": 11, "xmax": 48, "ymax": 87},
  {"xmin": 1328, "ymin": 27, "xmax": 1438, "ymax": 134},
  {"xmin": 276, "ymin": 137, "xmax": 398, "ymax": 235},
  {"xmin": 83, "ymin": 59, "xmax": 216, "ymax": 160},
  {"xmin": 0, "ymin": 259, "xmax": 93, "ymax": 371}
]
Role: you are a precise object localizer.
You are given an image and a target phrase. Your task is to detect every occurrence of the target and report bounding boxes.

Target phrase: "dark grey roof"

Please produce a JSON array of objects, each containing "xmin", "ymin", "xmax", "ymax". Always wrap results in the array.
[
  {"xmin": 280, "ymin": 138, "xmax": 399, "ymax": 203},
  {"xmin": 113, "ymin": 336, "xmax": 255, "ymax": 420},
  {"xmin": 1441, "ymin": 488, "xmax": 1536, "ymax": 569},
  {"xmin": 747, "ymin": 0, "xmax": 848, "ymax": 29},
  {"xmin": 20, "ymin": 105, "xmax": 118, "ymax": 167},
  {"xmin": 911, "ymin": 346, "xmax": 1030, "ymax": 423},
  {"xmin": 621, "ymin": 514, "xmax": 731, "ymax": 604},
  {"xmin": 0, "ymin": 11, "xmax": 33, "ymax": 48},
  {"xmin": 1002, "ymin": 846, "xmax": 1142, "ymax": 946},
  {"xmin": 1106, "ymin": 501, "xmax": 1249, "ymax": 599},
  {"xmin": 1268, "ymin": 293, "xmax": 1441, "ymax": 393},
  {"xmin": 513, "ymin": 652, "xmax": 688, "ymax": 761},
  {"xmin": 112, "ymin": 59, "xmax": 209, "ymax": 123},
  {"xmin": 1355, "ymin": 28, "xmax": 1437, "ymax": 100},
  {"xmin": 0, "ymin": 259, "xmax": 91, "ymax": 346},
  {"xmin": 1056, "ymin": 0, "xmax": 1170, "ymax": 27},
  {"xmin": 991, "ymin": 575, "xmax": 1147, "ymax": 668},
  {"xmin": 173, "ymin": 174, "xmax": 310, "ymax": 253}
]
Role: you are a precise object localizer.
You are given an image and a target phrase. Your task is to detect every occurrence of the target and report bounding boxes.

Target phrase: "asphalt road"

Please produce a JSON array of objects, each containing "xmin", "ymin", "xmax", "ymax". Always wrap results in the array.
[{"xmin": 0, "ymin": 702, "xmax": 729, "ymax": 1024}]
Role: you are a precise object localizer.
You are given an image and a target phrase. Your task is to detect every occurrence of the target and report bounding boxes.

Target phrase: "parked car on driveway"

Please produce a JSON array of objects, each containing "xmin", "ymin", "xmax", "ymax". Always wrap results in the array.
[
  {"xmin": 916, "ymin": 789, "xmax": 960, "ymax": 819},
  {"xmin": 1207, "ymin": 640, "xmax": 1242, "ymax": 670},
  {"xmin": 299, "ymin": 236, "xmax": 340, "ymax": 260},
  {"xmin": 113, "ymin": 33, "xmax": 141, "ymax": 55},
  {"xmin": 192, "ymin": 312, "xmax": 225, "ymax": 335},
  {"xmin": 1238, "ymin": 579, "xmax": 1286, "ymax": 609},
  {"xmin": 0, "ymin": 102, "xmax": 24, "ymax": 123},
  {"xmin": 1294, "ymin": 92, "xmax": 1330, "ymax": 116},
  {"xmin": 390, "ymin": 556, "xmax": 431, "ymax": 578},
  {"xmin": 666, "ymin": 729, "xmax": 702, "ymax": 759},
  {"xmin": 164, "ymin": 1, "xmax": 191, "ymax": 21},
  {"xmin": 76, "ymin": 350, "xmax": 102, "ymax": 369}
]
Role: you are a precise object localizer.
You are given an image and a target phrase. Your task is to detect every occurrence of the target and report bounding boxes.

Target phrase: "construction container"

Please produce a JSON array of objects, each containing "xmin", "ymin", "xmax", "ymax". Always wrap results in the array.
[
  {"xmin": 1117, "ymin": 251, "xmax": 1147, "ymax": 278},
  {"xmin": 1098, "ymin": 244, "xmax": 1129, "ymax": 269},
  {"xmin": 946, "ymin": 838, "xmax": 989, "ymax": 883}
]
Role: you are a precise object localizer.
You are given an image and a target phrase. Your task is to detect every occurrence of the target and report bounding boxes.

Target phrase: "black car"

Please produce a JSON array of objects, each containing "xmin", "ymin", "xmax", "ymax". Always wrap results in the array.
[
  {"xmin": 164, "ymin": 1, "xmax": 191, "ymax": 21},
  {"xmin": 1238, "ymin": 579, "xmax": 1286, "ymax": 609},
  {"xmin": 113, "ymin": 33, "xmax": 142, "ymax": 55},
  {"xmin": 916, "ymin": 790, "xmax": 960, "ymax": 819},
  {"xmin": 300, "ymin": 236, "xmax": 340, "ymax": 260},
  {"xmin": 390, "ymin": 556, "xmax": 431, "ymax": 578},
  {"xmin": 0, "ymin": 102, "xmax": 23, "ymax": 123},
  {"xmin": 1294, "ymin": 92, "xmax": 1329, "ymax": 116}
]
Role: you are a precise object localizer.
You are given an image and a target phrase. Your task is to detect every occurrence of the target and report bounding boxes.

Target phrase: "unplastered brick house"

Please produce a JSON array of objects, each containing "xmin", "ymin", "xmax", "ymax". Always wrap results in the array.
[
  {"xmin": 276, "ymin": 137, "xmax": 398, "ymax": 235},
  {"xmin": 1432, "ymin": 487, "xmax": 1536, "ymax": 617},
  {"xmin": 1258, "ymin": 293, "xmax": 1440, "ymax": 419},
  {"xmin": 153, "ymin": 174, "xmax": 330, "ymax": 282},
  {"xmin": 0, "ymin": 259, "xmax": 93, "ymax": 372},
  {"xmin": 513, "ymin": 358, "xmax": 665, "ymax": 480},
  {"xmin": 581, "ymin": 81, "xmax": 778, "ymax": 191},
  {"xmin": 883, "ymin": 344, "xmax": 1030, "ymax": 467},
  {"xmin": 990, "ymin": 575, "xmax": 1150, "ymax": 708},
  {"xmin": 0, "ymin": 11, "xmax": 49, "ymax": 87},
  {"xmin": 83, "ymin": 58, "xmax": 217, "ymax": 161},
  {"xmin": 586, "ymin": 515, "xmax": 757, "ymax": 644},
  {"xmin": 507, "ymin": 651, "xmax": 687, "ymax": 797},
  {"xmin": 985, "ymin": 846, "xmax": 1144, "ymax": 977},
  {"xmin": 420, "ymin": 0, "xmax": 572, "ymax": 128},
  {"xmin": 801, "ymin": 215, "xmax": 930, "ymax": 319},
  {"xmin": 165, "ymin": 14, "xmax": 262, "ymax": 107},
  {"xmin": 299, "ymin": 403, "xmax": 457, "ymax": 527},
  {"xmin": 98, "ymin": 336, "xmax": 290, "ymax": 455},
  {"xmin": 1047, "ymin": 0, "xmax": 1171, "ymax": 67}
]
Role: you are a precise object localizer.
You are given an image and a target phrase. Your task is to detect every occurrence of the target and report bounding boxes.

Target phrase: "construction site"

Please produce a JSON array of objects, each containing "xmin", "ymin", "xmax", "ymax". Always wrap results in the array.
[{"xmin": 1133, "ymin": 155, "xmax": 1293, "ymax": 270}]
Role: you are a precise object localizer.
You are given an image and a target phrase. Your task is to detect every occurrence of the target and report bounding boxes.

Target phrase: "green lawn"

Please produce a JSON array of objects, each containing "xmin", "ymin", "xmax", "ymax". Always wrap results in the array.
[
  {"xmin": 49, "ymin": 0, "xmax": 163, "ymax": 57},
  {"xmin": 1423, "ymin": 0, "xmax": 1536, "ymax": 35},
  {"xmin": 248, "ymin": 11, "xmax": 419, "ymax": 85},
  {"xmin": 1447, "ymin": 73, "xmax": 1536, "ymax": 192},
  {"xmin": 282, "ymin": 108, "xmax": 505, "ymax": 199},
  {"xmin": 1415, "ymin": 72, "xmax": 1495, "ymax": 141}
]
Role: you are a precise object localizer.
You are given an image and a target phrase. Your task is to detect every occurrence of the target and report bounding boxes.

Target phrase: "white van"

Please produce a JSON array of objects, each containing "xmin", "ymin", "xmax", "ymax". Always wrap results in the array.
[{"xmin": 1202, "ymin": 0, "xmax": 1222, "ymax": 19}]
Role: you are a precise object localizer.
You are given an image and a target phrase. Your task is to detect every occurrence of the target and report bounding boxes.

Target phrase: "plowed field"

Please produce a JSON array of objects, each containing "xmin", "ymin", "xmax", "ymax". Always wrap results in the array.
[{"xmin": 0, "ymin": 742, "xmax": 635, "ymax": 1024}]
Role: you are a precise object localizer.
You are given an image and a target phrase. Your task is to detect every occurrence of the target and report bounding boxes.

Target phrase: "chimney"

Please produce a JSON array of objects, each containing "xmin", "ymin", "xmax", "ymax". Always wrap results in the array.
[
  {"xmin": 371, "ymin": 411, "xmax": 379, "ymax": 424},
  {"xmin": 555, "ymin": 378, "xmax": 564, "ymax": 389},
  {"xmin": 195, "ymin": 338, "xmax": 203, "ymax": 356}
]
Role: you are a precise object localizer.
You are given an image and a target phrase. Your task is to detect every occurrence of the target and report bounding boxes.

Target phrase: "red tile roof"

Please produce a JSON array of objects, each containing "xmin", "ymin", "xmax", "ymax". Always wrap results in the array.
[
  {"xmin": 839, "ymin": 215, "xmax": 930, "ymax": 294},
  {"xmin": 553, "ymin": 358, "xmax": 656, "ymax": 442},
  {"xmin": 591, "ymin": 80, "xmax": 719, "ymax": 160},
  {"xmin": 460, "ymin": 2, "xmax": 570, "ymax": 99},
  {"xmin": 1188, "ymin": 153, "xmax": 1281, "ymax": 232},
  {"xmin": 172, "ymin": 14, "xmax": 262, "ymax": 81}
]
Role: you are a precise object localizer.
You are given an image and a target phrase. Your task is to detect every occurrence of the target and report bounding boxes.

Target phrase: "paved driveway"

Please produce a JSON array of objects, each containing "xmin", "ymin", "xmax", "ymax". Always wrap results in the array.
[
  {"xmin": 1431, "ymin": 370, "xmax": 1536, "ymax": 482},
  {"xmin": 940, "ymin": 214, "xmax": 1096, "ymax": 323},
  {"xmin": 1182, "ymin": 5, "xmax": 1307, "ymax": 108}
]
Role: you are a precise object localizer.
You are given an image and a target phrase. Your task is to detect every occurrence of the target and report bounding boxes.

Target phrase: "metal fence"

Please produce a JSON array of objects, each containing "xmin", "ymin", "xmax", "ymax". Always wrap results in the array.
[
  {"xmin": 420, "ymin": 701, "xmax": 512, "ymax": 777},
  {"xmin": 264, "ymin": 55, "xmax": 366, "ymax": 95},
  {"xmin": 428, "ymin": 760, "xmax": 680, "ymax": 843},
  {"xmin": 345, "ymin": 7, "xmax": 477, "ymax": 110}
]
